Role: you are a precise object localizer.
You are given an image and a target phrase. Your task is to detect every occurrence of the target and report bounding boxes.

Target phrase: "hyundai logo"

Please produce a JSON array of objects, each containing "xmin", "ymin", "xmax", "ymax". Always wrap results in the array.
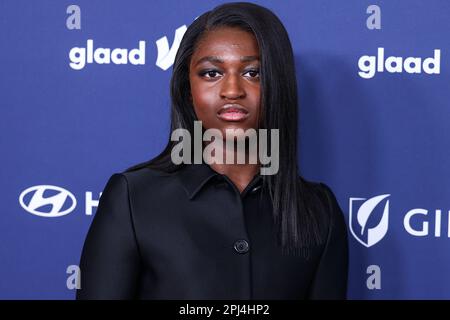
[{"xmin": 19, "ymin": 185, "xmax": 77, "ymax": 217}]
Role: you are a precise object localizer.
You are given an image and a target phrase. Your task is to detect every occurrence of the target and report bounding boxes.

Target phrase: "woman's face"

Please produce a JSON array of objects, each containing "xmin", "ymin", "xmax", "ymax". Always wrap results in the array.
[{"xmin": 189, "ymin": 27, "xmax": 261, "ymax": 136}]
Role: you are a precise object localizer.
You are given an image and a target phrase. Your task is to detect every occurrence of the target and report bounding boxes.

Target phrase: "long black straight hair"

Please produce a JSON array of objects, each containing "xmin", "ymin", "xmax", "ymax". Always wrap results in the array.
[{"xmin": 126, "ymin": 2, "xmax": 326, "ymax": 255}]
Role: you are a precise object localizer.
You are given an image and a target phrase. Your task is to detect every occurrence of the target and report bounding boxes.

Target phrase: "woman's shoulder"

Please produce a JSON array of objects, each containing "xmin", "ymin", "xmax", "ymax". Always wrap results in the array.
[
  {"xmin": 113, "ymin": 162, "xmax": 204, "ymax": 198},
  {"xmin": 298, "ymin": 176, "xmax": 345, "ymax": 224},
  {"xmin": 117, "ymin": 163, "xmax": 177, "ymax": 192},
  {"xmin": 94, "ymin": 161, "xmax": 174, "ymax": 197},
  {"xmin": 298, "ymin": 177, "xmax": 348, "ymax": 250},
  {"xmin": 121, "ymin": 165, "xmax": 171, "ymax": 180},
  {"xmin": 299, "ymin": 176, "xmax": 337, "ymax": 202}
]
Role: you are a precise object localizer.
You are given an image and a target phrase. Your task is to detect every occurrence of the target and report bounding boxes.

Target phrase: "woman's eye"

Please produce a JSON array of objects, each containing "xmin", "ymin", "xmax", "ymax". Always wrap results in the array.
[
  {"xmin": 200, "ymin": 70, "xmax": 222, "ymax": 78},
  {"xmin": 244, "ymin": 69, "xmax": 260, "ymax": 78}
]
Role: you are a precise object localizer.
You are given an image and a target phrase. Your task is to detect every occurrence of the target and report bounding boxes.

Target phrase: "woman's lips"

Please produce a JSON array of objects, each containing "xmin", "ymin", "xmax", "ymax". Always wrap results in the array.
[{"xmin": 217, "ymin": 105, "xmax": 249, "ymax": 122}]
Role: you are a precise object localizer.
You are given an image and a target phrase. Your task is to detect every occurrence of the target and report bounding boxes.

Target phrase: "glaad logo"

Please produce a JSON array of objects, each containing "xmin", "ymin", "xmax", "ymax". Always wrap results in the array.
[
  {"xmin": 156, "ymin": 25, "xmax": 187, "ymax": 71},
  {"xmin": 69, "ymin": 39, "xmax": 146, "ymax": 70},
  {"xmin": 19, "ymin": 185, "xmax": 77, "ymax": 217},
  {"xmin": 349, "ymin": 194, "xmax": 390, "ymax": 247},
  {"xmin": 358, "ymin": 47, "xmax": 441, "ymax": 79}
]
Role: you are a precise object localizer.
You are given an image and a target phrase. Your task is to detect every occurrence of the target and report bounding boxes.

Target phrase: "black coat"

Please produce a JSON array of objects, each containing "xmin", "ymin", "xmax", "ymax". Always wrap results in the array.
[{"xmin": 76, "ymin": 163, "xmax": 348, "ymax": 300}]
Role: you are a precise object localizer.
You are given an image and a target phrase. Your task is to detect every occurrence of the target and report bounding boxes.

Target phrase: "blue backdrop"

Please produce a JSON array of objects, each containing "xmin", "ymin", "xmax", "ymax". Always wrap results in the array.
[{"xmin": 1, "ymin": 0, "xmax": 449, "ymax": 299}]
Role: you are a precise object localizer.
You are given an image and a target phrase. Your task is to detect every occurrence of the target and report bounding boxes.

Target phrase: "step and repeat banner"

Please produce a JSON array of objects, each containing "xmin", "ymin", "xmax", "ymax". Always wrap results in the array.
[{"xmin": 1, "ymin": 0, "xmax": 449, "ymax": 299}]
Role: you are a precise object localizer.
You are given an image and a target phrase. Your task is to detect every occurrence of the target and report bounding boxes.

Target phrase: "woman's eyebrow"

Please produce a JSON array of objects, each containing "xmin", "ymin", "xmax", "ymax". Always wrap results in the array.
[
  {"xmin": 240, "ymin": 55, "xmax": 260, "ymax": 62},
  {"xmin": 194, "ymin": 55, "xmax": 260, "ymax": 66}
]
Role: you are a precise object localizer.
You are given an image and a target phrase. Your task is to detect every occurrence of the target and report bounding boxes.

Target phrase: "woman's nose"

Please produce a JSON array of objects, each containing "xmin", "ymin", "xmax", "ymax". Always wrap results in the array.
[{"xmin": 220, "ymin": 74, "xmax": 245, "ymax": 100}]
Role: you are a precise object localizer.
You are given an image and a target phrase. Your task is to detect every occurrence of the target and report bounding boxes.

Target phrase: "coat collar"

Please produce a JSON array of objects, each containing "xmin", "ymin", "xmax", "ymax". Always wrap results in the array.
[
  {"xmin": 177, "ymin": 163, "xmax": 219, "ymax": 200},
  {"xmin": 176, "ymin": 163, "xmax": 263, "ymax": 200}
]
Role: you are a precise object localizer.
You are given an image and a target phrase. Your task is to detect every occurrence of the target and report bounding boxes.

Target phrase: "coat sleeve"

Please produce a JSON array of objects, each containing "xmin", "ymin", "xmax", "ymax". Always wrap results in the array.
[
  {"xmin": 308, "ymin": 183, "xmax": 349, "ymax": 300},
  {"xmin": 76, "ymin": 173, "xmax": 141, "ymax": 300}
]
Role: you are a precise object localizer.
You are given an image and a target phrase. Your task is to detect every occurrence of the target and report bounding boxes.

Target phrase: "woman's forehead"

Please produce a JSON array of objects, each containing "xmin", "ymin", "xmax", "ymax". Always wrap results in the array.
[{"xmin": 192, "ymin": 28, "xmax": 259, "ymax": 61}]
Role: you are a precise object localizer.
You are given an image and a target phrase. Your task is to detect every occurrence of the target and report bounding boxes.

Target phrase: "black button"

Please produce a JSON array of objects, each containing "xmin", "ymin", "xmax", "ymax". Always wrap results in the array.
[
  {"xmin": 251, "ymin": 185, "xmax": 261, "ymax": 193},
  {"xmin": 234, "ymin": 240, "xmax": 249, "ymax": 254}
]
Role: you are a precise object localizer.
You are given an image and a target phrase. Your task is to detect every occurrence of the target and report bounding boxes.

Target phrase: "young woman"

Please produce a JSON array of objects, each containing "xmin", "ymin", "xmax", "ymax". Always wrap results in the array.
[{"xmin": 77, "ymin": 2, "xmax": 348, "ymax": 300}]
